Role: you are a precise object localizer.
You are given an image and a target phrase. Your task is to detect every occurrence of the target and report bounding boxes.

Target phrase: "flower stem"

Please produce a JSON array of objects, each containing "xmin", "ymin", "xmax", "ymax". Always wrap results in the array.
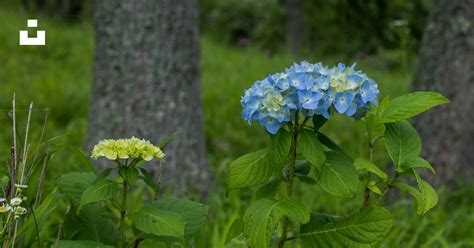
[
  {"xmin": 278, "ymin": 118, "xmax": 299, "ymax": 248},
  {"xmin": 117, "ymin": 174, "xmax": 129, "ymax": 248},
  {"xmin": 363, "ymin": 137, "xmax": 376, "ymax": 207}
]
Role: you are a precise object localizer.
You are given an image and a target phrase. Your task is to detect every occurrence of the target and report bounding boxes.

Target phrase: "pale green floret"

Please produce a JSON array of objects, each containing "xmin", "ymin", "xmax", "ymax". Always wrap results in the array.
[
  {"xmin": 91, "ymin": 137, "xmax": 165, "ymax": 162},
  {"xmin": 262, "ymin": 92, "xmax": 285, "ymax": 112}
]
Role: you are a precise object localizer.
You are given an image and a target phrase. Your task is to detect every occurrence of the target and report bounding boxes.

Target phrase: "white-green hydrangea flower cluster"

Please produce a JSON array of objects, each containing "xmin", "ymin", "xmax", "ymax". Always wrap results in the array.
[{"xmin": 91, "ymin": 137, "xmax": 165, "ymax": 161}]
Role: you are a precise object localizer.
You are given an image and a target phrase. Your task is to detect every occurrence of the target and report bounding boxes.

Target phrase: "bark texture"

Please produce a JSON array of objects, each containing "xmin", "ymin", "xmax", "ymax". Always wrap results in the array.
[
  {"xmin": 413, "ymin": 0, "xmax": 474, "ymax": 186},
  {"xmin": 87, "ymin": 0, "xmax": 210, "ymax": 197},
  {"xmin": 285, "ymin": 0, "xmax": 303, "ymax": 55}
]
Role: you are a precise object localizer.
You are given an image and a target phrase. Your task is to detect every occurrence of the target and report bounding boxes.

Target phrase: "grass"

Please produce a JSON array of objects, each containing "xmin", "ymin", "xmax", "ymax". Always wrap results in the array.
[{"xmin": 0, "ymin": 5, "xmax": 473, "ymax": 247}]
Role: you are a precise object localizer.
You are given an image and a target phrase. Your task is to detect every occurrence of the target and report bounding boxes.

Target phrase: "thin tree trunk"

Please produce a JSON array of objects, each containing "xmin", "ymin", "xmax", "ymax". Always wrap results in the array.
[
  {"xmin": 413, "ymin": 0, "xmax": 474, "ymax": 187},
  {"xmin": 87, "ymin": 0, "xmax": 211, "ymax": 198}
]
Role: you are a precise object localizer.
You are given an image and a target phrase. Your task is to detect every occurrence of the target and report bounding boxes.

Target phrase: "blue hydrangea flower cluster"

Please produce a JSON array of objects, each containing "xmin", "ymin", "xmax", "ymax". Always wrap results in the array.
[{"xmin": 241, "ymin": 61, "xmax": 379, "ymax": 134}]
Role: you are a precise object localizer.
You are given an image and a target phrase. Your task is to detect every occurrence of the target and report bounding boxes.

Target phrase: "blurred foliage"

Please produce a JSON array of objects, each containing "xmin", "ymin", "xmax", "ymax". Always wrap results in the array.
[
  {"xmin": 202, "ymin": 0, "xmax": 431, "ymax": 55},
  {"xmin": 202, "ymin": 0, "xmax": 285, "ymax": 51},
  {"xmin": 0, "ymin": 3, "xmax": 473, "ymax": 248},
  {"xmin": 3, "ymin": 0, "xmax": 92, "ymax": 21}
]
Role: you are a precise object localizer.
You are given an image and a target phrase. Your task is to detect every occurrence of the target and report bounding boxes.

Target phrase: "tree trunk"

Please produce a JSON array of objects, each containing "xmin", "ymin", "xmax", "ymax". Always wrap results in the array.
[
  {"xmin": 413, "ymin": 0, "xmax": 474, "ymax": 187},
  {"xmin": 87, "ymin": 0, "xmax": 211, "ymax": 198},
  {"xmin": 285, "ymin": 0, "xmax": 304, "ymax": 55}
]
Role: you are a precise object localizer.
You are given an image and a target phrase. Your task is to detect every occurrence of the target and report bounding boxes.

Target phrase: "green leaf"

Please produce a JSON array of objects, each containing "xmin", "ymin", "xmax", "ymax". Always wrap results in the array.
[
  {"xmin": 18, "ymin": 188, "xmax": 58, "ymax": 243},
  {"xmin": 267, "ymin": 129, "xmax": 291, "ymax": 171},
  {"xmin": 225, "ymin": 234, "xmax": 248, "ymax": 248},
  {"xmin": 413, "ymin": 171, "xmax": 438, "ymax": 215},
  {"xmin": 380, "ymin": 92, "xmax": 448, "ymax": 123},
  {"xmin": 54, "ymin": 240, "xmax": 113, "ymax": 248},
  {"xmin": 228, "ymin": 149, "xmax": 273, "ymax": 191},
  {"xmin": 397, "ymin": 157, "xmax": 435, "ymax": 174},
  {"xmin": 367, "ymin": 185, "xmax": 382, "ymax": 195},
  {"xmin": 78, "ymin": 180, "xmax": 118, "ymax": 213},
  {"xmin": 300, "ymin": 208, "xmax": 393, "ymax": 247},
  {"xmin": 243, "ymin": 197, "xmax": 310, "ymax": 248},
  {"xmin": 317, "ymin": 132, "xmax": 351, "ymax": 159},
  {"xmin": 67, "ymin": 145, "xmax": 97, "ymax": 174},
  {"xmin": 296, "ymin": 174, "xmax": 317, "ymax": 185},
  {"xmin": 365, "ymin": 112, "xmax": 385, "ymax": 140},
  {"xmin": 295, "ymin": 160, "xmax": 312, "ymax": 175},
  {"xmin": 394, "ymin": 183, "xmax": 423, "ymax": 215},
  {"xmin": 354, "ymin": 158, "xmax": 388, "ymax": 181},
  {"xmin": 255, "ymin": 176, "xmax": 283, "ymax": 199},
  {"xmin": 313, "ymin": 115, "xmax": 328, "ymax": 131},
  {"xmin": 63, "ymin": 205, "xmax": 118, "ymax": 245},
  {"xmin": 318, "ymin": 152, "xmax": 358, "ymax": 198},
  {"xmin": 133, "ymin": 204, "xmax": 185, "ymax": 238},
  {"xmin": 395, "ymin": 176, "xmax": 438, "ymax": 216},
  {"xmin": 61, "ymin": 172, "xmax": 96, "ymax": 205},
  {"xmin": 139, "ymin": 167, "xmax": 160, "ymax": 191},
  {"xmin": 384, "ymin": 121, "xmax": 421, "ymax": 167},
  {"xmin": 158, "ymin": 132, "xmax": 178, "ymax": 148},
  {"xmin": 152, "ymin": 197, "xmax": 209, "ymax": 236},
  {"xmin": 417, "ymin": 178, "xmax": 438, "ymax": 215},
  {"xmin": 93, "ymin": 168, "xmax": 112, "ymax": 184},
  {"xmin": 126, "ymin": 167, "xmax": 139, "ymax": 185},
  {"xmin": 299, "ymin": 129, "xmax": 326, "ymax": 170}
]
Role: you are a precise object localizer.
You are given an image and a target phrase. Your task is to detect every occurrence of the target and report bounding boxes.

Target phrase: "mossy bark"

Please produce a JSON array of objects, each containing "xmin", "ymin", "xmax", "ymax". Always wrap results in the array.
[
  {"xmin": 414, "ymin": 0, "xmax": 474, "ymax": 186},
  {"xmin": 87, "ymin": 0, "xmax": 210, "ymax": 197}
]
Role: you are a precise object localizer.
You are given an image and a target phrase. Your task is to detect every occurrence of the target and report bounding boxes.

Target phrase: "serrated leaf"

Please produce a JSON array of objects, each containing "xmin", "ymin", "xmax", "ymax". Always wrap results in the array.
[
  {"xmin": 267, "ymin": 129, "xmax": 291, "ymax": 170},
  {"xmin": 93, "ymin": 168, "xmax": 112, "ymax": 184},
  {"xmin": 384, "ymin": 121, "xmax": 421, "ymax": 168},
  {"xmin": 300, "ymin": 208, "xmax": 393, "ymax": 247},
  {"xmin": 255, "ymin": 176, "xmax": 283, "ymax": 199},
  {"xmin": 79, "ymin": 180, "xmax": 118, "ymax": 212},
  {"xmin": 133, "ymin": 204, "xmax": 185, "ymax": 238},
  {"xmin": 139, "ymin": 167, "xmax": 160, "ymax": 191},
  {"xmin": 54, "ymin": 240, "xmax": 113, "ymax": 248},
  {"xmin": 394, "ymin": 178, "xmax": 437, "ymax": 216},
  {"xmin": 318, "ymin": 152, "xmax": 358, "ymax": 197},
  {"xmin": 317, "ymin": 132, "xmax": 351, "ymax": 159},
  {"xmin": 313, "ymin": 115, "xmax": 328, "ymax": 131},
  {"xmin": 380, "ymin": 92, "xmax": 448, "ymax": 123},
  {"xmin": 243, "ymin": 197, "xmax": 309, "ymax": 248},
  {"xmin": 63, "ymin": 205, "xmax": 118, "ymax": 244},
  {"xmin": 397, "ymin": 157, "xmax": 435, "ymax": 174},
  {"xmin": 394, "ymin": 182, "xmax": 423, "ymax": 215},
  {"xmin": 354, "ymin": 158, "xmax": 388, "ymax": 181},
  {"xmin": 61, "ymin": 172, "xmax": 96, "ymax": 204},
  {"xmin": 152, "ymin": 197, "xmax": 208, "ymax": 236},
  {"xmin": 228, "ymin": 149, "xmax": 273, "ymax": 191},
  {"xmin": 299, "ymin": 129, "xmax": 326, "ymax": 170}
]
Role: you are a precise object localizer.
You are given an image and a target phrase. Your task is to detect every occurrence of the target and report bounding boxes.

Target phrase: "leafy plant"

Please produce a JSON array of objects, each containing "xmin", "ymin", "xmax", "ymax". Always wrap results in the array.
[
  {"xmin": 59, "ymin": 137, "xmax": 209, "ymax": 247},
  {"xmin": 228, "ymin": 61, "xmax": 448, "ymax": 247}
]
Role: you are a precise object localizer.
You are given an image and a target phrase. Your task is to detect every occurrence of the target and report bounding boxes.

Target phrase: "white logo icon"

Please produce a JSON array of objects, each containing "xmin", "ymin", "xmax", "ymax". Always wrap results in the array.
[{"xmin": 20, "ymin": 19, "xmax": 46, "ymax": 46}]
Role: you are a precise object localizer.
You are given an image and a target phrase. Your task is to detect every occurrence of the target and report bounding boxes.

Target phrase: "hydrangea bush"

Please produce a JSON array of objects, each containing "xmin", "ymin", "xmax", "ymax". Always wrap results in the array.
[
  {"xmin": 59, "ymin": 137, "xmax": 208, "ymax": 247},
  {"xmin": 229, "ymin": 61, "xmax": 448, "ymax": 247}
]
